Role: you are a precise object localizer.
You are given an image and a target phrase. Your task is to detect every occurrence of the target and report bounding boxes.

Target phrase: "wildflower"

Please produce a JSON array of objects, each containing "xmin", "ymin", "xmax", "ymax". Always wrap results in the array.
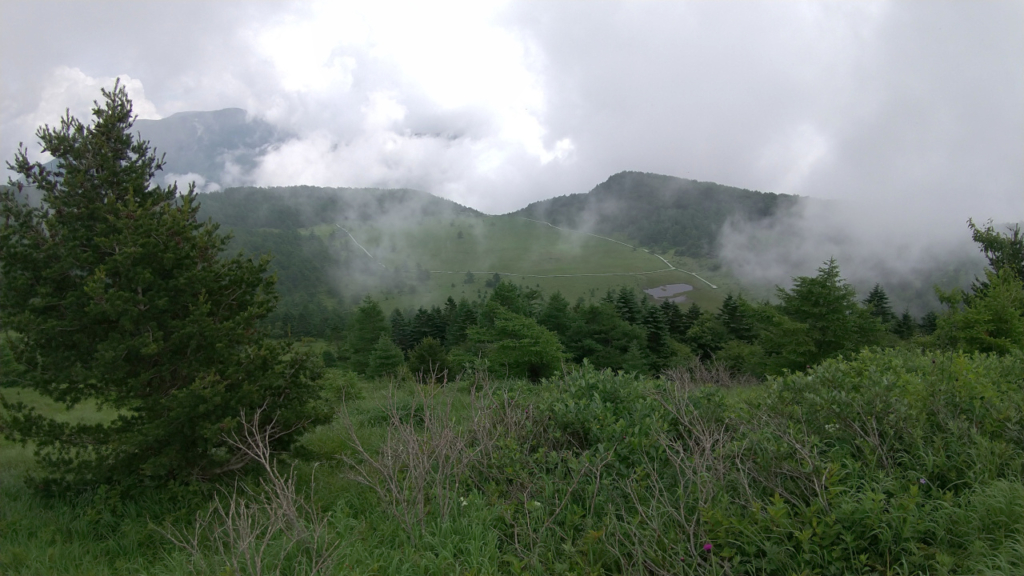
[
  {"xmin": 703, "ymin": 543, "xmax": 713, "ymax": 552},
  {"xmin": 919, "ymin": 478, "xmax": 927, "ymax": 485}
]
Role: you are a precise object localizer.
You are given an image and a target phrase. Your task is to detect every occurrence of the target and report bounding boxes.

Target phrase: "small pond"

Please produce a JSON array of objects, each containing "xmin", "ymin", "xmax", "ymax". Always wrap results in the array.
[{"xmin": 644, "ymin": 283, "xmax": 694, "ymax": 303}]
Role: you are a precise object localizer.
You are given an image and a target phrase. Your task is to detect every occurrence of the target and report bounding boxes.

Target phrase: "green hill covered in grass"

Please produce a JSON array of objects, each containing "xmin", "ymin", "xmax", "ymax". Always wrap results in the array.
[
  {"xmin": 513, "ymin": 171, "xmax": 799, "ymax": 258},
  {"xmin": 196, "ymin": 185, "xmax": 742, "ymax": 316}
]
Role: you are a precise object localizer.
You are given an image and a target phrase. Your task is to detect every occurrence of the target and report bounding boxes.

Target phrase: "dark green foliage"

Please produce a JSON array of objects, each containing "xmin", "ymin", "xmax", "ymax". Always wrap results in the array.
[
  {"xmin": 389, "ymin": 308, "xmax": 413, "ymax": 352},
  {"xmin": 777, "ymin": 258, "xmax": 884, "ymax": 366},
  {"xmin": 444, "ymin": 298, "xmax": 477, "ymax": 347},
  {"xmin": 483, "ymin": 272, "xmax": 502, "ymax": 288},
  {"xmin": 346, "ymin": 297, "xmax": 390, "ymax": 374},
  {"xmin": 366, "ymin": 334, "xmax": 405, "ymax": 378},
  {"xmin": 933, "ymin": 222, "xmax": 1024, "ymax": 355},
  {"xmin": 640, "ymin": 303, "xmax": 674, "ymax": 371},
  {"xmin": 969, "ymin": 218, "xmax": 1024, "ymax": 289},
  {"xmin": 919, "ymin": 310, "xmax": 939, "ymax": 335},
  {"xmin": 863, "ymin": 283, "xmax": 897, "ymax": 325},
  {"xmin": 408, "ymin": 337, "xmax": 450, "ymax": 383},
  {"xmin": 538, "ymin": 291, "xmax": 573, "ymax": 338},
  {"xmin": 0, "ymin": 84, "xmax": 328, "ymax": 488},
  {"xmin": 682, "ymin": 314, "xmax": 729, "ymax": 359},
  {"xmin": 563, "ymin": 303, "xmax": 649, "ymax": 371},
  {"xmin": 480, "ymin": 281, "xmax": 534, "ymax": 320},
  {"xmin": 717, "ymin": 293, "xmax": 756, "ymax": 343},
  {"xmin": 659, "ymin": 300, "xmax": 688, "ymax": 339},
  {"xmin": 321, "ymin": 349, "xmax": 339, "ymax": 368},
  {"xmin": 515, "ymin": 171, "xmax": 799, "ymax": 257},
  {"xmin": 935, "ymin": 268, "xmax": 1024, "ymax": 354},
  {"xmin": 196, "ymin": 185, "xmax": 479, "ymax": 230},
  {"xmin": 410, "ymin": 305, "xmax": 447, "ymax": 346},
  {"xmin": 893, "ymin": 308, "xmax": 917, "ymax": 339},
  {"xmin": 613, "ymin": 286, "xmax": 641, "ymax": 324},
  {"xmin": 680, "ymin": 302, "xmax": 704, "ymax": 335},
  {"xmin": 750, "ymin": 305, "xmax": 816, "ymax": 374},
  {"xmin": 467, "ymin": 305, "xmax": 564, "ymax": 381}
]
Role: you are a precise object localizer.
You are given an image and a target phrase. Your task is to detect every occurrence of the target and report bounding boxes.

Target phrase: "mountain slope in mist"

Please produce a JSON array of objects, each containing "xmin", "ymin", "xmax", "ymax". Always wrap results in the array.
[
  {"xmin": 196, "ymin": 185, "xmax": 733, "ymax": 315},
  {"xmin": 513, "ymin": 171, "xmax": 799, "ymax": 257},
  {"xmin": 137, "ymin": 109, "xmax": 288, "ymax": 190},
  {"xmin": 197, "ymin": 185, "xmax": 481, "ymax": 229}
]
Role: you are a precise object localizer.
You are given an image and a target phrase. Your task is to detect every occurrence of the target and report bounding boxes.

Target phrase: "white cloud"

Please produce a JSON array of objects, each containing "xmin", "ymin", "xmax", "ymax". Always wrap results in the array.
[
  {"xmin": 162, "ymin": 172, "xmax": 221, "ymax": 194},
  {"xmin": 6, "ymin": 67, "xmax": 160, "ymax": 163}
]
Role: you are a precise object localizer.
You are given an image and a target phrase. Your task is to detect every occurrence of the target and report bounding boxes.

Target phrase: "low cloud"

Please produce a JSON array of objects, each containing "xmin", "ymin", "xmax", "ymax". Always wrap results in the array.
[{"xmin": 717, "ymin": 196, "xmax": 990, "ymax": 312}]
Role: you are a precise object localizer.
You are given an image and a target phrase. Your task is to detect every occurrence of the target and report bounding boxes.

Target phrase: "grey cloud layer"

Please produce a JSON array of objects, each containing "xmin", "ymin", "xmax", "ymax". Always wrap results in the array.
[{"xmin": 2, "ymin": 1, "xmax": 1020, "ymax": 222}]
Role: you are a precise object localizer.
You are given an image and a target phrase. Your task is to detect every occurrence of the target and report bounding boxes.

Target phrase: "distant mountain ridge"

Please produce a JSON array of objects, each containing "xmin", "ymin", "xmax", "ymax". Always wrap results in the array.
[
  {"xmin": 135, "ymin": 108, "xmax": 288, "ymax": 188},
  {"xmin": 197, "ymin": 185, "xmax": 480, "ymax": 230},
  {"xmin": 513, "ymin": 171, "xmax": 799, "ymax": 258}
]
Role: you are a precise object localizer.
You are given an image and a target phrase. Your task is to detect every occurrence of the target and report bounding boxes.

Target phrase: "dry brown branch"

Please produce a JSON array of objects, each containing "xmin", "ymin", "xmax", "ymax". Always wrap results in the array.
[{"xmin": 158, "ymin": 407, "xmax": 340, "ymax": 575}]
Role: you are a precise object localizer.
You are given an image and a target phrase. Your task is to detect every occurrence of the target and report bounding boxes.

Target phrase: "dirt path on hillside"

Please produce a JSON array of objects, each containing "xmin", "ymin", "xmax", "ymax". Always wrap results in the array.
[
  {"xmin": 336, "ymin": 219, "xmax": 718, "ymax": 287},
  {"xmin": 336, "ymin": 224, "xmax": 387, "ymax": 269},
  {"xmin": 517, "ymin": 217, "xmax": 718, "ymax": 288}
]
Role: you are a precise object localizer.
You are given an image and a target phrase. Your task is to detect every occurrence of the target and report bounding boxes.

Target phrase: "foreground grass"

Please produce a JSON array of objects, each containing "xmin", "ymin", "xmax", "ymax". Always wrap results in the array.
[{"xmin": 3, "ymin": 350, "xmax": 1024, "ymax": 575}]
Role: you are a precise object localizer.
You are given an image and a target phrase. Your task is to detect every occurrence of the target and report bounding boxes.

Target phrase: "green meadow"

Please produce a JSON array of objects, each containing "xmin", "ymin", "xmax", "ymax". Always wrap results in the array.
[{"xmin": 307, "ymin": 215, "xmax": 737, "ymax": 311}]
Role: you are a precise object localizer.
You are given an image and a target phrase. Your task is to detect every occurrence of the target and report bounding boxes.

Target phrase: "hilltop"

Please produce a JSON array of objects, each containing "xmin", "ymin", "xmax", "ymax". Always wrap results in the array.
[
  {"xmin": 513, "ymin": 171, "xmax": 799, "ymax": 258},
  {"xmin": 195, "ymin": 185, "xmax": 737, "ymax": 332}
]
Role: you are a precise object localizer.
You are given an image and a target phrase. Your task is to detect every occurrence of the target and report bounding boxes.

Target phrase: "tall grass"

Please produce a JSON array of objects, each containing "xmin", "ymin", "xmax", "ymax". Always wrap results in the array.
[{"xmin": 2, "ymin": 351, "xmax": 1023, "ymax": 575}]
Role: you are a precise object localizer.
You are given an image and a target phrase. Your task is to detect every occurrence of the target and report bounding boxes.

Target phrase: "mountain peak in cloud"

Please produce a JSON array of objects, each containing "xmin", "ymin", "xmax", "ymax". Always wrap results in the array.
[{"xmin": 135, "ymin": 108, "xmax": 291, "ymax": 191}]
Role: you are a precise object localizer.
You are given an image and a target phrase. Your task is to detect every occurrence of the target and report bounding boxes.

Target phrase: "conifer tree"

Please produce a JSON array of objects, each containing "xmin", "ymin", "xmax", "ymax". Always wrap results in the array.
[
  {"xmin": 680, "ymin": 302, "xmax": 704, "ymax": 335},
  {"xmin": 718, "ymin": 293, "xmax": 756, "ymax": 343},
  {"xmin": 777, "ymin": 258, "xmax": 883, "ymax": 365},
  {"xmin": 659, "ymin": 300, "xmax": 688, "ymax": 340},
  {"xmin": 641, "ymin": 304, "xmax": 673, "ymax": 371},
  {"xmin": 614, "ymin": 286, "xmax": 641, "ymax": 324},
  {"xmin": 893, "ymin": 309, "xmax": 916, "ymax": 340},
  {"xmin": 539, "ymin": 291, "xmax": 573, "ymax": 338},
  {"xmin": 0, "ymin": 83, "xmax": 328, "ymax": 488},
  {"xmin": 389, "ymin": 308, "xmax": 413, "ymax": 352},
  {"xmin": 367, "ymin": 334, "xmax": 406, "ymax": 378},
  {"xmin": 408, "ymin": 337, "xmax": 450, "ymax": 383},
  {"xmin": 863, "ymin": 284, "xmax": 897, "ymax": 325},
  {"xmin": 347, "ymin": 296, "xmax": 390, "ymax": 373}
]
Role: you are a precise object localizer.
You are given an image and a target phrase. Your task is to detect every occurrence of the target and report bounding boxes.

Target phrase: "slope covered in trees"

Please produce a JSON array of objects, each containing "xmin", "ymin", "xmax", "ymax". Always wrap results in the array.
[{"xmin": 513, "ymin": 171, "xmax": 799, "ymax": 257}]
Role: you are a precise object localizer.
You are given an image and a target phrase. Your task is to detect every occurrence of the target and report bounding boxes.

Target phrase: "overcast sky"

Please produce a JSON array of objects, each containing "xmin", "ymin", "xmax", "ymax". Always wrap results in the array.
[{"xmin": 2, "ymin": 0, "xmax": 1021, "ymax": 218}]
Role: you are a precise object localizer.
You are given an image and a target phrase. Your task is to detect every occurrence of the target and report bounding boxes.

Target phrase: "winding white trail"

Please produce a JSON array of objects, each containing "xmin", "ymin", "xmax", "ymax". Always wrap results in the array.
[
  {"xmin": 517, "ymin": 217, "xmax": 718, "ymax": 288},
  {"xmin": 335, "ymin": 219, "xmax": 718, "ymax": 288},
  {"xmin": 336, "ymin": 224, "xmax": 387, "ymax": 269}
]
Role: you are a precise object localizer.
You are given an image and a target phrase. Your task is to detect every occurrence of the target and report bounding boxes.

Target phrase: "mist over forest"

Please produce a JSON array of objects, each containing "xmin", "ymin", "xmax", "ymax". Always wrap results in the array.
[{"xmin": 2, "ymin": 2, "xmax": 1022, "ymax": 574}]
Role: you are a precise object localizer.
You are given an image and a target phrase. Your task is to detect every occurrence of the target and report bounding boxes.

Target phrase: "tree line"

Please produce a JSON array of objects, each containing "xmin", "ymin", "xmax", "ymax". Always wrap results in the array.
[{"xmin": 329, "ymin": 224, "xmax": 1022, "ymax": 383}]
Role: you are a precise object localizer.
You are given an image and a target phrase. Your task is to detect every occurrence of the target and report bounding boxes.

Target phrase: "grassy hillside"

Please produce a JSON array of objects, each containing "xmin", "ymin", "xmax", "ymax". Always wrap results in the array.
[
  {"xmin": 326, "ymin": 214, "xmax": 735, "ymax": 310},
  {"xmin": 513, "ymin": 171, "xmax": 799, "ymax": 258},
  {"xmin": 196, "ymin": 186, "xmax": 741, "ymax": 313}
]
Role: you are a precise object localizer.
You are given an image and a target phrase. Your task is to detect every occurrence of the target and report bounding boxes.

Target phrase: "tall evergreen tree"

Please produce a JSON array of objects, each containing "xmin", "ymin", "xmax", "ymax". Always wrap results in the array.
[
  {"xmin": 366, "ymin": 334, "xmax": 405, "ymax": 378},
  {"xmin": 614, "ymin": 286, "xmax": 642, "ymax": 325},
  {"xmin": 641, "ymin": 304, "xmax": 673, "ymax": 372},
  {"xmin": 863, "ymin": 284, "xmax": 897, "ymax": 325},
  {"xmin": 718, "ymin": 293, "xmax": 756, "ymax": 343},
  {"xmin": 777, "ymin": 258, "xmax": 883, "ymax": 366},
  {"xmin": 444, "ymin": 298, "xmax": 478, "ymax": 347},
  {"xmin": 389, "ymin": 308, "xmax": 413, "ymax": 352},
  {"xmin": 0, "ymin": 83, "xmax": 328, "ymax": 487},
  {"xmin": 893, "ymin": 309, "xmax": 916, "ymax": 340},
  {"xmin": 347, "ymin": 296, "xmax": 390, "ymax": 373},
  {"xmin": 659, "ymin": 300, "xmax": 688, "ymax": 340},
  {"xmin": 680, "ymin": 302, "xmax": 704, "ymax": 335},
  {"xmin": 539, "ymin": 291, "xmax": 573, "ymax": 338}
]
